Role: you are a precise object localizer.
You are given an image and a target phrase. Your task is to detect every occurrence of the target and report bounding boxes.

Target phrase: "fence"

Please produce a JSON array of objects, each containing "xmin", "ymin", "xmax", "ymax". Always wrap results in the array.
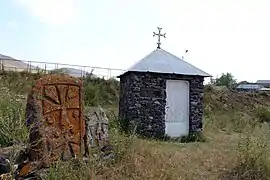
[{"xmin": 0, "ymin": 58, "xmax": 126, "ymax": 79}]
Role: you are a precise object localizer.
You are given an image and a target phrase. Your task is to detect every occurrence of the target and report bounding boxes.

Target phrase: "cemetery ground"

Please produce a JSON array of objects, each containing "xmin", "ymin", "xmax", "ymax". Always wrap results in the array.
[{"xmin": 1, "ymin": 72, "xmax": 270, "ymax": 179}]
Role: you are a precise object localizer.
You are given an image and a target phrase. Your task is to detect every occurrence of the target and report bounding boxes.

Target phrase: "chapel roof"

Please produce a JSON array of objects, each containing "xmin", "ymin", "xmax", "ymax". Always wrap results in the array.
[{"xmin": 119, "ymin": 48, "xmax": 211, "ymax": 77}]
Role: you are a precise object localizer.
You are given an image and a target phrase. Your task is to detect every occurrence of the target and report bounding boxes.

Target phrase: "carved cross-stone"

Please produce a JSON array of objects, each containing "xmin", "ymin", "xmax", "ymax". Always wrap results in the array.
[
  {"xmin": 43, "ymin": 84, "xmax": 82, "ymax": 160},
  {"xmin": 16, "ymin": 75, "xmax": 85, "ymax": 178},
  {"xmin": 153, "ymin": 27, "xmax": 166, "ymax": 49},
  {"xmin": 84, "ymin": 106, "xmax": 109, "ymax": 151}
]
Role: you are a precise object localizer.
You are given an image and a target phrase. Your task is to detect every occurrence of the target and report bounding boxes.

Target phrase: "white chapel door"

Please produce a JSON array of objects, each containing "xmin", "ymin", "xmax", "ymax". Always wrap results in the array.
[{"xmin": 165, "ymin": 80, "xmax": 189, "ymax": 137}]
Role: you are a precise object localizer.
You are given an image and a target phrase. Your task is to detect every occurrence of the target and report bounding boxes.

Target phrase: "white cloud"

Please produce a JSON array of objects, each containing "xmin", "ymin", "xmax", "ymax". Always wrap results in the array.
[{"xmin": 16, "ymin": 0, "xmax": 80, "ymax": 24}]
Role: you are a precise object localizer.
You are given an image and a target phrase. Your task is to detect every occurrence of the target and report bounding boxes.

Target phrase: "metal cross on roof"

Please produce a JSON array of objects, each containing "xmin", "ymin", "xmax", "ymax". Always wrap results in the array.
[{"xmin": 153, "ymin": 27, "xmax": 166, "ymax": 49}]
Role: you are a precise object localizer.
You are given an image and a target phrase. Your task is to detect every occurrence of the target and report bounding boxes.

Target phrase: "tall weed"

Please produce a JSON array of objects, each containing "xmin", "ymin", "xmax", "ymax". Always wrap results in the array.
[
  {"xmin": 0, "ymin": 87, "xmax": 28, "ymax": 146},
  {"xmin": 222, "ymin": 125, "xmax": 270, "ymax": 180},
  {"xmin": 204, "ymin": 111, "xmax": 256, "ymax": 133}
]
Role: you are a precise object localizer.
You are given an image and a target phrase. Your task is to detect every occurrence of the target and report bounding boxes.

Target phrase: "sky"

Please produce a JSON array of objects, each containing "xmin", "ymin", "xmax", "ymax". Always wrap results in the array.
[{"xmin": 0, "ymin": 0, "xmax": 270, "ymax": 82}]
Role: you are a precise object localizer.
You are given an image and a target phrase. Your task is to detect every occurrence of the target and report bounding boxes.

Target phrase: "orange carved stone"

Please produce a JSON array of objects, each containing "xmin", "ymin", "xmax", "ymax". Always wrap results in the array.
[{"xmin": 16, "ymin": 74, "xmax": 85, "ymax": 178}]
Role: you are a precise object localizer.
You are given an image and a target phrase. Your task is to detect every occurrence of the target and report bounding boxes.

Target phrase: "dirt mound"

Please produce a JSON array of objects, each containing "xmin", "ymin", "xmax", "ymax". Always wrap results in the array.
[{"xmin": 204, "ymin": 85, "xmax": 270, "ymax": 114}]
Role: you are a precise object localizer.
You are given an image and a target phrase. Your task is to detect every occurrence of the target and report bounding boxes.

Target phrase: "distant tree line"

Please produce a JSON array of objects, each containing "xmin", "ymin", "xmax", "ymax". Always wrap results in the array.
[{"xmin": 210, "ymin": 72, "xmax": 238, "ymax": 88}]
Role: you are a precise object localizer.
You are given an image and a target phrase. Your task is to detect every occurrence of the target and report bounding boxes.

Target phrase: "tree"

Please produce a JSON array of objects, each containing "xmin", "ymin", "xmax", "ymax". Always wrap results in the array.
[
  {"xmin": 214, "ymin": 73, "xmax": 237, "ymax": 88},
  {"xmin": 238, "ymin": 81, "xmax": 249, "ymax": 84}
]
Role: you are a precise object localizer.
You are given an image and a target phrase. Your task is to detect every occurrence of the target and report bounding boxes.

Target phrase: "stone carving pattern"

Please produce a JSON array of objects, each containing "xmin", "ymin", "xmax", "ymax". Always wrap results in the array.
[
  {"xmin": 85, "ymin": 106, "xmax": 109, "ymax": 150},
  {"xmin": 16, "ymin": 75, "xmax": 85, "ymax": 179},
  {"xmin": 43, "ymin": 84, "xmax": 82, "ymax": 161}
]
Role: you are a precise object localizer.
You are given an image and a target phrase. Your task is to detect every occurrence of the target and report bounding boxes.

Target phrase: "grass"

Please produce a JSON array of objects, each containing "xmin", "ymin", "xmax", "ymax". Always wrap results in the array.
[
  {"xmin": 1, "ymin": 71, "xmax": 270, "ymax": 179},
  {"xmin": 0, "ymin": 87, "xmax": 28, "ymax": 147}
]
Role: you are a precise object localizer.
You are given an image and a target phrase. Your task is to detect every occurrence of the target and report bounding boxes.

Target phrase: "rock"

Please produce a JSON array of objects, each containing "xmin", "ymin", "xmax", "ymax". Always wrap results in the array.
[
  {"xmin": 0, "ymin": 147, "xmax": 11, "ymax": 158},
  {"xmin": 84, "ymin": 106, "xmax": 110, "ymax": 156},
  {"xmin": 14, "ymin": 148, "xmax": 28, "ymax": 165},
  {"xmin": 0, "ymin": 155, "xmax": 11, "ymax": 175},
  {"xmin": 16, "ymin": 168, "xmax": 48, "ymax": 180},
  {"xmin": 0, "ymin": 145, "xmax": 27, "ymax": 165},
  {"xmin": 16, "ymin": 74, "xmax": 86, "ymax": 179},
  {"xmin": 0, "ymin": 173, "xmax": 12, "ymax": 180},
  {"xmin": 100, "ymin": 144, "xmax": 115, "ymax": 159}
]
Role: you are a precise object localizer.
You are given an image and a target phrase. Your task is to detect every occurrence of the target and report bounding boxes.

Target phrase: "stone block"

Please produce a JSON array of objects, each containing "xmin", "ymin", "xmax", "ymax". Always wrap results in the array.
[
  {"xmin": 84, "ymin": 106, "xmax": 109, "ymax": 152},
  {"xmin": 16, "ymin": 74, "xmax": 85, "ymax": 178}
]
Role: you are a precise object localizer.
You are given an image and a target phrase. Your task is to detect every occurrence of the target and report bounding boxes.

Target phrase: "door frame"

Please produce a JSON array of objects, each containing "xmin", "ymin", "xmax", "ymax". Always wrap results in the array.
[{"xmin": 165, "ymin": 79, "xmax": 190, "ymax": 137}]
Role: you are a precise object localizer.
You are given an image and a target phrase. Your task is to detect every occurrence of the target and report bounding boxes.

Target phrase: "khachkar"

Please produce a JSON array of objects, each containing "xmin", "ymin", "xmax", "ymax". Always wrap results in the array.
[
  {"xmin": 84, "ymin": 106, "xmax": 110, "ymax": 151},
  {"xmin": 16, "ymin": 74, "xmax": 86, "ymax": 179}
]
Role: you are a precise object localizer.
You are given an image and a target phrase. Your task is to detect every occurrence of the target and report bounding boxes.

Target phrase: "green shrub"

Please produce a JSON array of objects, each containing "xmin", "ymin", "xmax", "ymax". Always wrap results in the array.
[
  {"xmin": 220, "ymin": 125, "xmax": 270, "ymax": 180},
  {"xmin": 231, "ymin": 129, "xmax": 270, "ymax": 180},
  {"xmin": 0, "ymin": 71, "xmax": 120, "ymax": 107},
  {"xmin": 0, "ymin": 71, "xmax": 39, "ymax": 95},
  {"xmin": 83, "ymin": 76, "xmax": 119, "ymax": 107},
  {"xmin": 204, "ymin": 84, "xmax": 214, "ymax": 92},
  {"xmin": 256, "ymin": 107, "xmax": 270, "ymax": 123},
  {"xmin": 204, "ymin": 111, "xmax": 257, "ymax": 133}
]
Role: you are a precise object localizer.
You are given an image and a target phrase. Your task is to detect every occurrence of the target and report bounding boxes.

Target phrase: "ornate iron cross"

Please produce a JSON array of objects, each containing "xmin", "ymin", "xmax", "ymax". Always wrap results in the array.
[{"xmin": 153, "ymin": 27, "xmax": 166, "ymax": 49}]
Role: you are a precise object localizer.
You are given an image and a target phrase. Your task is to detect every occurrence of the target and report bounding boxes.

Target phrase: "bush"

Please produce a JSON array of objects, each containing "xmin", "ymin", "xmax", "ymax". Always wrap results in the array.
[
  {"xmin": 0, "ymin": 71, "xmax": 120, "ymax": 107},
  {"xmin": 231, "ymin": 128, "xmax": 270, "ymax": 180},
  {"xmin": 256, "ymin": 107, "xmax": 270, "ymax": 123},
  {"xmin": 204, "ymin": 111, "xmax": 257, "ymax": 133},
  {"xmin": 204, "ymin": 84, "xmax": 214, "ymax": 92},
  {"xmin": 82, "ymin": 75, "xmax": 119, "ymax": 107},
  {"xmin": 220, "ymin": 125, "xmax": 270, "ymax": 180},
  {"xmin": 0, "ymin": 71, "xmax": 42, "ymax": 95}
]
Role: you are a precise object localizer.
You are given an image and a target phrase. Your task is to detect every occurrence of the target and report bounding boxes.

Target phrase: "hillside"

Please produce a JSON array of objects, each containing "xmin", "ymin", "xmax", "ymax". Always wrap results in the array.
[
  {"xmin": 0, "ymin": 53, "xmax": 95, "ymax": 77},
  {"xmin": 50, "ymin": 67, "xmax": 94, "ymax": 78},
  {"xmin": 1, "ymin": 71, "xmax": 270, "ymax": 179},
  {"xmin": 0, "ymin": 54, "xmax": 36, "ymax": 71}
]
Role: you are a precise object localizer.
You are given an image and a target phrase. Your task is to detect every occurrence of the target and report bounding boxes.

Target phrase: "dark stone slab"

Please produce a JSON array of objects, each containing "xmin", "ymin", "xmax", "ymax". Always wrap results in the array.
[{"xmin": 0, "ymin": 155, "xmax": 11, "ymax": 175}]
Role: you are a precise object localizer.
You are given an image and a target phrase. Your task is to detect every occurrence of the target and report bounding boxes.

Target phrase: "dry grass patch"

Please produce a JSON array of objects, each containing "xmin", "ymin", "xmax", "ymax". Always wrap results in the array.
[{"xmin": 45, "ymin": 131, "xmax": 238, "ymax": 180}]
